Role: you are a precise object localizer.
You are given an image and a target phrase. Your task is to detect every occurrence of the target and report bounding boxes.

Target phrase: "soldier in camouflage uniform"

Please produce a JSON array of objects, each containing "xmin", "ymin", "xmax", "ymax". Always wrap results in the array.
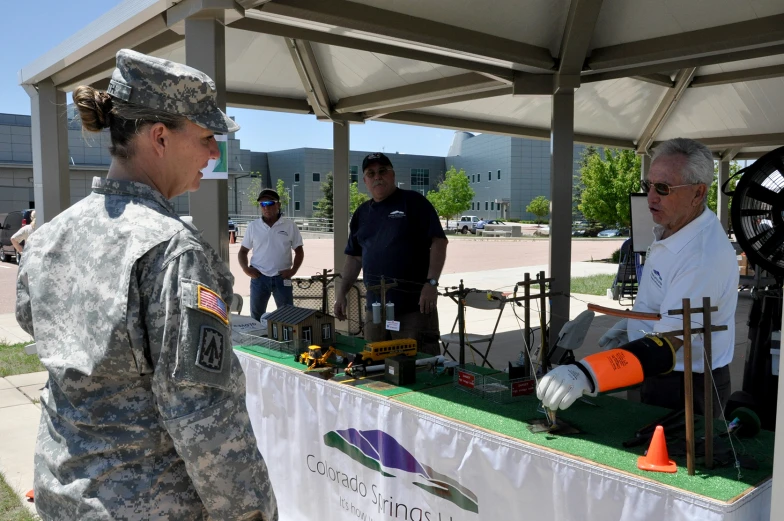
[{"xmin": 16, "ymin": 49, "xmax": 277, "ymax": 521}]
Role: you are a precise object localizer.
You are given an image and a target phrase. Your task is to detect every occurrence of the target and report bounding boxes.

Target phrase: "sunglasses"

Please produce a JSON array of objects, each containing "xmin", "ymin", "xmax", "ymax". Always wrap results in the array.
[
  {"xmin": 259, "ymin": 200, "xmax": 277, "ymax": 207},
  {"xmin": 641, "ymin": 180, "xmax": 698, "ymax": 196},
  {"xmin": 364, "ymin": 167, "xmax": 393, "ymax": 177}
]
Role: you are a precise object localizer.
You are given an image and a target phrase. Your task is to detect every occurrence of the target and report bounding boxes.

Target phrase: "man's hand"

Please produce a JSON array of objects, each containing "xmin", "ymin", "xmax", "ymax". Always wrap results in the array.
[
  {"xmin": 279, "ymin": 268, "xmax": 296, "ymax": 279},
  {"xmin": 334, "ymin": 295, "xmax": 348, "ymax": 321},
  {"xmin": 244, "ymin": 267, "xmax": 262, "ymax": 279},
  {"xmin": 536, "ymin": 365, "xmax": 593, "ymax": 411},
  {"xmin": 598, "ymin": 318, "xmax": 628, "ymax": 350},
  {"xmin": 419, "ymin": 284, "xmax": 438, "ymax": 314}
]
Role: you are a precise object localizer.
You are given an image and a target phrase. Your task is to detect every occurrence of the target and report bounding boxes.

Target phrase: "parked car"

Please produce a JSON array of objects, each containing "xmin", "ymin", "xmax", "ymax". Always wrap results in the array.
[
  {"xmin": 486, "ymin": 219, "xmax": 506, "ymax": 225},
  {"xmin": 598, "ymin": 228, "xmax": 625, "ymax": 237},
  {"xmin": 0, "ymin": 211, "xmax": 25, "ymax": 263},
  {"xmin": 533, "ymin": 225, "xmax": 550, "ymax": 237},
  {"xmin": 572, "ymin": 223, "xmax": 603, "ymax": 237},
  {"xmin": 228, "ymin": 219, "xmax": 236, "ymax": 232}
]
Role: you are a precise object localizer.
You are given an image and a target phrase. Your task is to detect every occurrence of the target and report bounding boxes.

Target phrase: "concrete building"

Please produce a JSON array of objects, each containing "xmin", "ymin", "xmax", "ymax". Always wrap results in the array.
[{"xmin": 2, "ymin": 111, "xmax": 585, "ymax": 221}]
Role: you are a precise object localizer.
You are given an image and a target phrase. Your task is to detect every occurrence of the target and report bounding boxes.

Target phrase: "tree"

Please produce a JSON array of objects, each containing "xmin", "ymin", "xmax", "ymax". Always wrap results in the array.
[
  {"xmin": 314, "ymin": 172, "xmax": 334, "ymax": 223},
  {"xmin": 275, "ymin": 179, "xmax": 291, "ymax": 213},
  {"xmin": 578, "ymin": 149, "xmax": 641, "ymax": 227},
  {"xmin": 526, "ymin": 195, "xmax": 550, "ymax": 224},
  {"xmin": 707, "ymin": 161, "xmax": 741, "ymax": 215},
  {"xmin": 426, "ymin": 166, "xmax": 474, "ymax": 228},
  {"xmin": 350, "ymin": 182, "xmax": 368, "ymax": 214},
  {"xmin": 245, "ymin": 173, "xmax": 264, "ymax": 210},
  {"xmin": 573, "ymin": 146, "xmax": 597, "ymax": 221}
]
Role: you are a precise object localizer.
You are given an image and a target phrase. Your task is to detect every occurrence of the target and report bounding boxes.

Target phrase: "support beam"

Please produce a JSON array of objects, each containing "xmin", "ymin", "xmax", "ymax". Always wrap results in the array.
[
  {"xmin": 185, "ymin": 14, "xmax": 230, "ymax": 262},
  {"xmin": 226, "ymin": 91, "xmax": 312, "ymax": 113},
  {"xmin": 557, "ymin": 0, "xmax": 604, "ymax": 76},
  {"xmin": 640, "ymin": 153, "xmax": 651, "ymax": 182},
  {"xmin": 362, "ymin": 88, "xmax": 513, "ymax": 119},
  {"xmin": 333, "ymin": 122, "xmax": 350, "ymax": 290},
  {"xmin": 24, "ymin": 80, "xmax": 70, "ymax": 224},
  {"xmin": 654, "ymin": 133, "xmax": 784, "ymax": 150},
  {"xmin": 587, "ymin": 14, "xmax": 784, "ymax": 73},
  {"xmin": 717, "ymin": 160, "xmax": 731, "ymax": 233},
  {"xmin": 633, "ymin": 74, "xmax": 674, "ymax": 88},
  {"xmin": 720, "ymin": 148, "xmax": 740, "ymax": 162},
  {"xmin": 335, "ymin": 73, "xmax": 504, "ymax": 115},
  {"xmin": 259, "ymin": 0, "xmax": 556, "ymax": 70},
  {"xmin": 690, "ymin": 64, "xmax": 784, "ymax": 88},
  {"xmin": 773, "ymin": 326, "xmax": 784, "ymax": 520},
  {"xmin": 286, "ymin": 38, "xmax": 332, "ymax": 118},
  {"xmin": 549, "ymin": 89, "xmax": 574, "ymax": 347},
  {"xmin": 512, "ymin": 74, "xmax": 555, "ymax": 96},
  {"xmin": 636, "ymin": 68, "xmax": 696, "ymax": 153},
  {"xmin": 582, "ymin": 44, "xmax": 784, "ymax": 84},
  {"xmin": 230, "ymin": 16, "xmax": 516, "ymax": 82},
  {"xmin": 375, "ymin": 111, "xmax": 635, "ymax": 149}
]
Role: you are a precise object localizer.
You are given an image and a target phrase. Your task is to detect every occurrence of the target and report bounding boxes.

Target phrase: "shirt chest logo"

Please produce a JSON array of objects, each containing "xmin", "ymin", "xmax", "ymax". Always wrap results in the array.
[
  {"xmin": 277, "ymin": 230, "xmax": 289, "ymax": 236},
  {"xmin": 388, "ymin": 210, "xmax": 406, "ymax": 219},
  {"xmin": 650, "ymin": 269, "xmax": 663, "ymax": 289}
]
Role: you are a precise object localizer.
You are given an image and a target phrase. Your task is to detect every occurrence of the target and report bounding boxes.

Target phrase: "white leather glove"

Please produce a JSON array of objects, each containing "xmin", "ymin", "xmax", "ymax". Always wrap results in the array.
[
  {"xmin": 598, "ymin": 318, "xmax": 628, "ymax": 350},
  {"xmin": 536, "ymin": 365, "xmax": 594, "ymax": 411}
]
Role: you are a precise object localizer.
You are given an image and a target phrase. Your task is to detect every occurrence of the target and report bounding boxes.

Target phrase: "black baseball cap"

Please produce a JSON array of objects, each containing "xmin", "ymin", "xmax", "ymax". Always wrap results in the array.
[
  {"xmin": 362, "ymin": 152, "xmax": 393, "ymax": 172},
  {"xmin": 257, "ymin": 188, "xmax": 280, "ymax": 202}
]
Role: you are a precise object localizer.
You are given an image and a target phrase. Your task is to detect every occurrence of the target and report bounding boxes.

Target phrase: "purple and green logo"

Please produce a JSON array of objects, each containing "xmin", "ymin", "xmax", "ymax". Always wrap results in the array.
[{"xmin": 324, "ymin": 428, "xmax": 479, "ymax": 513}]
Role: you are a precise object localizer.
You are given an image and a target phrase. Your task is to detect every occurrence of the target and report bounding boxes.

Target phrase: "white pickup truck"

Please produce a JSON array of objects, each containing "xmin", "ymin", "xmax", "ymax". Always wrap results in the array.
[{"xmin": 445, "ymin": 215, "xmax": 481, "ymax": 234}]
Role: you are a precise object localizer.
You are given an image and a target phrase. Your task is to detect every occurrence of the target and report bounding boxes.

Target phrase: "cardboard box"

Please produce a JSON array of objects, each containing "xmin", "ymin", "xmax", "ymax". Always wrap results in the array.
[{"xmin": 738, "ymin": 253, "xmax": 755, "ymax": 277}]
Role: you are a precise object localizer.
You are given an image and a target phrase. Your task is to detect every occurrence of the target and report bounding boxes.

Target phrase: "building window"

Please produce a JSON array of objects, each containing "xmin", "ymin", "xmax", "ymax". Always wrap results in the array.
[
  {"xmin": 485, "ymin": 201, "xmax": 489, "ymax": 211},
  {"xmin": 302, "ymin": 326, "xmax": 312, "ymax": 343},
  {"xmin": 497, "ymin": 170, "xmax": 501, "ymax": 179},
  {"xmin": 322, "ymin": 323, "xmax": 332, "ymax": 341},
  {"xmin": 410, "ymin": 168, "xmax": 429, "ymax": 187},
  {"xmin": 472, "ymin": 174, "xmax": 475, "ymax": 183},
  {"xmin": 488, "ymin": 171, "xmax": 491, "ymax": 181},
  {"xmin": 350, "ymin": 165, "xmax": 358, "ymax": 184},
  {"xmin": 295, "ymin": 173, "xmax": 300, "ymax": 182},
  {"xmin": 491, "ymin": 202, "xmax": 495, "ymax": 211},
  {"xmin": 471, "ymin": 202, "xmax": 474, "ymax": 210},
  {"xmin": 272, "ymin": 323, "xmax": 278, "ymax": 340},
  {"xmin": 313, "ymin": 172, "xmax": 320, "ymax": 182},
  {"xmin": 312, "ymin": 201, "xmax": 320, "ymax": 210},
  {"xmin": 295, "ymin": 201, "xmax": 301, "ymax": 211}
]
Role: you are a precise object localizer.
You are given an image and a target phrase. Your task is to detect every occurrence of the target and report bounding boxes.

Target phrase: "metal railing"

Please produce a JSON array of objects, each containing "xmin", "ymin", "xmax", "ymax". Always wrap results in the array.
[{"xmin": 230, "ymin": 214, "xmax": 334, "ymax": 238}]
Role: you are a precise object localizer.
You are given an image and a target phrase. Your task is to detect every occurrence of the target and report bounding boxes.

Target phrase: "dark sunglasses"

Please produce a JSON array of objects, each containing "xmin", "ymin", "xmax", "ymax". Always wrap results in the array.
[
  {"xmin": 259, "ymin": 200, "xmax": 277, "ymax": 207},
  {"xmin": 641, "ymin": 180, "xmax": 698, "ymax": 196}
]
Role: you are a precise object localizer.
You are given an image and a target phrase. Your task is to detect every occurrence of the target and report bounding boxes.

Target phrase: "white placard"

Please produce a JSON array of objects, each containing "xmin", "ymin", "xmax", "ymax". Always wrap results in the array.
[
  {"xmin": 201, "ymin": 134, "xmax": 228, "ymax": 180},
  {"xmin": 386, "ymin": 320, "xmax": 400, "ymax": 331}
]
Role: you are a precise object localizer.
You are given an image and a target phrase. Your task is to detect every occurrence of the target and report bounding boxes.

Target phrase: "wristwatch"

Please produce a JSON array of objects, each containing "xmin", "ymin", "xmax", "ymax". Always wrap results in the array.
[{"xmin": 428, "ymin": 278, "xmax": 439, "ymax": 287}]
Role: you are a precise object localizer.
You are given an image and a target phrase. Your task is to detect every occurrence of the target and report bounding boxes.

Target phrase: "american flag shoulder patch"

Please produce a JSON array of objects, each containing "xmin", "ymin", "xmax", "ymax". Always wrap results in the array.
[{"xmin": 197, "ymin": 285, "xmax": 229, "ymax": 324}]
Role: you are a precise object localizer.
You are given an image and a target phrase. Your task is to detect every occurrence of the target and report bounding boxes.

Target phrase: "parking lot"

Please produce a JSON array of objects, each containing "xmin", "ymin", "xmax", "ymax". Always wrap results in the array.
[{"xmin": 0, "ymin": 235, "xmax": 624, "ymax": 315}]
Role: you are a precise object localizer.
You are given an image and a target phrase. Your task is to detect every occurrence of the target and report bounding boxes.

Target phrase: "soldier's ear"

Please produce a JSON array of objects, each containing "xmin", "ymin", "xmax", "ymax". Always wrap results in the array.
[{"xmin": 148, "ymin": 122, "xmax": 169, "ymax": 157}]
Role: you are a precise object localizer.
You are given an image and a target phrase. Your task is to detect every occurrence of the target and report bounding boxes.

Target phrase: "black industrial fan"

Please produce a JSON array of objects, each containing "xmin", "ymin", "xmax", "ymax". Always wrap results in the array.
[{"xmin": 728, "ymin": 146, "xmax": 784, "ymax": 280}]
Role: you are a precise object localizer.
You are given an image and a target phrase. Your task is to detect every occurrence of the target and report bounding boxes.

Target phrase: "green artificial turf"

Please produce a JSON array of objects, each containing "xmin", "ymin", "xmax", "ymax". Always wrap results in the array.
[{"xmin": 392, "ymin": 385, "xmax": 773, "ymax": 502}]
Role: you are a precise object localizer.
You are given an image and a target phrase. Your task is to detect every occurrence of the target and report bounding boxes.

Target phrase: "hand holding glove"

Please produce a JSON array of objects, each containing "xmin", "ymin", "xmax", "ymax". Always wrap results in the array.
[
  {"xmin": 536, "ymin": 365, "xmax": 594, "ymax": 411},
  {"xmin": 598, "ymin": 318, "xmax": 628, "ymax": 350}
]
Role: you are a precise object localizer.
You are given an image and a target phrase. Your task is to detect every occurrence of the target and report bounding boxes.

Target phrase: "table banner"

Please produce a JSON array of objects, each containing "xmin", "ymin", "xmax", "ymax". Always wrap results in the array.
[{"xmin": 237, "ymin": 352, "xmax": 771, "ymax": 521}]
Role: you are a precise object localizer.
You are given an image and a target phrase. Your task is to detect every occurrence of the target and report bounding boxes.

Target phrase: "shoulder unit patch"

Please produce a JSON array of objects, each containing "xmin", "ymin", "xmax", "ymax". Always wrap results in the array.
[{"xmin": 196, "ymin": 325, "xmax": 225, "ymax": 372}]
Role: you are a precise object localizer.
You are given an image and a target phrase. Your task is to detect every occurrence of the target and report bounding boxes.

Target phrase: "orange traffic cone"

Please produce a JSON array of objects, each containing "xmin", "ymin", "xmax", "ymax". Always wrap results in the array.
[
  {"xmin": 25, "ymin": 489, "xmax": 34, "ymax": 502},
  {"xmin": 229, "ymin": 231, "xmax": 236, "ymax": 244},
  {"xmin": 637, "ymin": 425, "xmax": 677, "ymax": 473}
]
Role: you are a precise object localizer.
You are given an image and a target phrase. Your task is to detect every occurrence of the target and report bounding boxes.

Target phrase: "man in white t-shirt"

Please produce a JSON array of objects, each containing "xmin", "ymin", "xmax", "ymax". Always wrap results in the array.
[
  {"xmin": 238, "ymin": 189, "xmax": 304, "ymax": 321},
  {"xmin": 538, "ymin": 138, "xmax": 738, "ymax": 415}
]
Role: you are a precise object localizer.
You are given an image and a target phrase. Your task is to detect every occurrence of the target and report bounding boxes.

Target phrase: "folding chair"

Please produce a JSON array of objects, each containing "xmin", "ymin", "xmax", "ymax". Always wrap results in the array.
[
  {"xmin": 230, "ymin": 294, "xmax": 244, "ymax": 315},
  {"xmin": 440, "ymin": 289, "xmax": 507, "ymax": 368},
  {"xmin": 612, "ymin": 239, "xmax": 638, "ymax": 305}
]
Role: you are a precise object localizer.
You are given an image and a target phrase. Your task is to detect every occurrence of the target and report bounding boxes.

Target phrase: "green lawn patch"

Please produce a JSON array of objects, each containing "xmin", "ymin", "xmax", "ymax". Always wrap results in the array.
[
  {"xmin": 0, "ymin": 471, "xmax": 36, "ymax": 521},
  {"xmin": 0, "ymin": 342, "xmax": 45, "ymax": 378},
  {"xmin": 570, "ymin": 274, "xmax": 615, "ymax": 296}
]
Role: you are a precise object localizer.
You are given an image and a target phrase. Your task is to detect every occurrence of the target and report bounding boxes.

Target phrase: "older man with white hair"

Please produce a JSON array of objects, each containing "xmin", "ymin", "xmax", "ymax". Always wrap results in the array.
[{"xmin": 538, "ymin": 138, "xmax": 738, "ymax": 415}]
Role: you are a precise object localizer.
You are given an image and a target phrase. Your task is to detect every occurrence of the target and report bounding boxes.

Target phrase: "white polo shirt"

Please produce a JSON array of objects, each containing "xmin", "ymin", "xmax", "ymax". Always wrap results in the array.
[
  {"xmin": 241, "ymin": 216, "xmax": 303, "ymax": 277},
  {"xmin": 627, "ymin": 207, "xmax": 738, "ymax": 372}
]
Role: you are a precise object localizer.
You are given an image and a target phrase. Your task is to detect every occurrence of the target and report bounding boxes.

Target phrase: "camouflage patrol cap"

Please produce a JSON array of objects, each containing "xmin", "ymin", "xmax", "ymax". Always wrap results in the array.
[{"xmin": 107, "ymin": 49, "xmax": 239, "ymax": 134}]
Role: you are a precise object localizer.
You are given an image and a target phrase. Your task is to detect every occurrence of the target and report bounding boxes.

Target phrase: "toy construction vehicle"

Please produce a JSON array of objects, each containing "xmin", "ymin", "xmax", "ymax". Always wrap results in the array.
[
  {"xmin": 345, "ymin": 338, "xmax": 418, "ymax": 376},
  {"xmin": 299, "ymin": 345, "xmax": 343, "ymax": 370}
]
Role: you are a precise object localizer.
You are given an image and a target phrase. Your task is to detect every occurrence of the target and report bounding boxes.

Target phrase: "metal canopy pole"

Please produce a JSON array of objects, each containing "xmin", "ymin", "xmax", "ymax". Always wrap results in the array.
[
  {"xmin": 333, "ymin": 121, "xmax": 350, "ymax": 276},
  {"xmin": 184, "ymin": 14, "xmax": 229, "ymax": 262}
]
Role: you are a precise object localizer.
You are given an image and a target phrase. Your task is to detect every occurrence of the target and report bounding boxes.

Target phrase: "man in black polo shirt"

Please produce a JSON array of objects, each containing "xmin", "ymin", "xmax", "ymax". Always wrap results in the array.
[{"xmin": 334, "ymin": 153, "xmax": 448, "ymax": 355}]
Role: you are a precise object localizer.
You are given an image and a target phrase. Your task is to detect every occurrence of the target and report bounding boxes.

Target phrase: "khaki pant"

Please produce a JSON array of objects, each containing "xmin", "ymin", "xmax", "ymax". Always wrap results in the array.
[{"xmin": 364, "ymin": 308, "xmax": 441, "ymax": 356}]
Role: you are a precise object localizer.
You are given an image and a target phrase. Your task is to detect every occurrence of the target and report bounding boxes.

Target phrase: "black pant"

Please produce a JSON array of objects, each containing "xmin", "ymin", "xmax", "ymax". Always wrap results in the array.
[{"xmin": 641, "ymin": 365, "xmax": 731, "ymax": 417}]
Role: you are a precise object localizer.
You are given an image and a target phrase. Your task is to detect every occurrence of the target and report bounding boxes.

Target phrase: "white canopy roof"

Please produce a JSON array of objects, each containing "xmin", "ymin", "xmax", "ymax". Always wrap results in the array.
[{"xmin": 19, "ymin": 0, "xmax": 784, "ymax": 159}]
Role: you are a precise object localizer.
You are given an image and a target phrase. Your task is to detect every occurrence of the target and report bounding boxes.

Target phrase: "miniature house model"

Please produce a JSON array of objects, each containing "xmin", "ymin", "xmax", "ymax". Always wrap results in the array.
[{"xmin": 265, "ymin": 305, "xmax": 336, "ymax": 349}]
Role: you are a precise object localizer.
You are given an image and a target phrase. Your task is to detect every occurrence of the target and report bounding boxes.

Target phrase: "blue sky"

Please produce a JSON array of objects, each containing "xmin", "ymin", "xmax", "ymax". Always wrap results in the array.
[{"xmin": 1, "ymin": 1, "xmax": 457, "ymax": 156}]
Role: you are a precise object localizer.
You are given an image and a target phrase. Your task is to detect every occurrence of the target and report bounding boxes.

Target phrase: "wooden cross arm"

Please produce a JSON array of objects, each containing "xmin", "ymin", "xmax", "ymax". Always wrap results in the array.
[{"xmin": 587, "ymin": 303, "xmax": 661, "ymax": 321}]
